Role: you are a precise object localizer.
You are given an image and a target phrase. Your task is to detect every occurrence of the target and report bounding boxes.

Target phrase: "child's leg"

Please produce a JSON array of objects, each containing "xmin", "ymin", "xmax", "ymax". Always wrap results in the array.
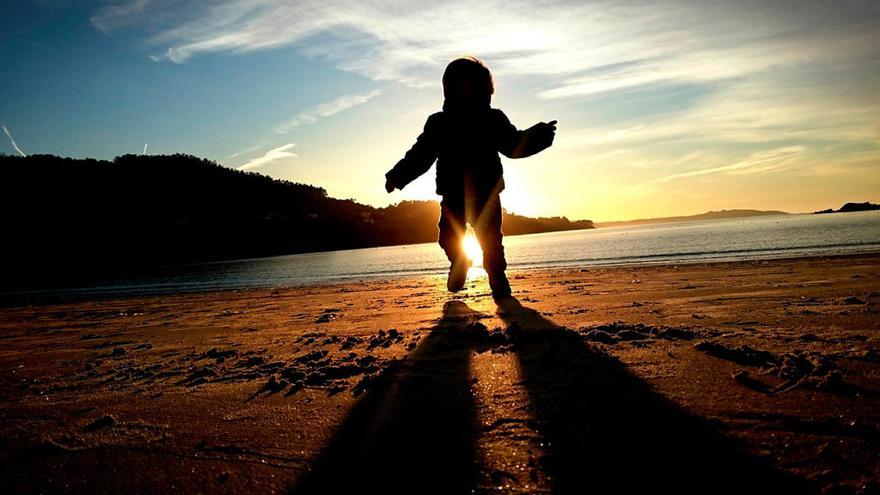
[
  {"xmin": 438, "ymin": 197, "xmax": 470, "ymax": 292},
  {"xmin": 438, "ymin": 198, "xmax": 466, "ymax": 264},
  {"xmin": 472, "ymin": 193, "xmax": 510, "ymax": 296}
]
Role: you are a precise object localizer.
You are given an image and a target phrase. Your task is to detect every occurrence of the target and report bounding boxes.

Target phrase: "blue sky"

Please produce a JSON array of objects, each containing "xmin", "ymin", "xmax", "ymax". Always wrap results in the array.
[{"xmin": 2, "ymin": 0, "xmax": 878, "ymax": 221}]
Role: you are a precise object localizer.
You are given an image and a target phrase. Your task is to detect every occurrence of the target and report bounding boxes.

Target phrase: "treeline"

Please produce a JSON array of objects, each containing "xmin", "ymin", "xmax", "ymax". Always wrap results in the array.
[{"xmin": 0, "ymin": 153, "xmax": 592, "ymax": 288}]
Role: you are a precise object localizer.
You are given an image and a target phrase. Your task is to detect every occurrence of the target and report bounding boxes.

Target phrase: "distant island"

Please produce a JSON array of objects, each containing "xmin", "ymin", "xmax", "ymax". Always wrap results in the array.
[
  {"xmin": 0, "ymin": 153, "xmax": 593, "ymax": 289},
  {"xmin": 813, "ymin": 202, "xmax": 880, "ymax": 214},
  {"xmin": 595, "ymin": 209, "xmax": 789, "ymax": 228}
]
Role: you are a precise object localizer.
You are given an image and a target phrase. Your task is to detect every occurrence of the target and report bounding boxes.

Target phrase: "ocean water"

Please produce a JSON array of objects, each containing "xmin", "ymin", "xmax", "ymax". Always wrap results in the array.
[{"xmin": 5, "ymin": 211, "xmax": 880, "ymax": 302}]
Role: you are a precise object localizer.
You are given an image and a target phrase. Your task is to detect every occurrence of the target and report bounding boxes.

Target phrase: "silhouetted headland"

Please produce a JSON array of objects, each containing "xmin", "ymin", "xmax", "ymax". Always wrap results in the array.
[{"xmin": 814, "ymin": 202, "xmax": 880, "ymax": 214}]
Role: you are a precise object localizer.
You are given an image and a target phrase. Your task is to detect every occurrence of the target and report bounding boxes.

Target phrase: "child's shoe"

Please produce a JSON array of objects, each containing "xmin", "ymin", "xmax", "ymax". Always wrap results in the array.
[
  {"xmin": 447, "ymin": 256, "xmax": 472, "ymax": 292},
  {"xmin": 488, "ymin": 271, "xmax": 512, "ymax": 298}
]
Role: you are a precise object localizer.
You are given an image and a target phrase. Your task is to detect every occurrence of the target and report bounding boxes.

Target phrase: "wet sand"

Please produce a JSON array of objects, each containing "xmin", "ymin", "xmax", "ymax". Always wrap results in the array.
[{"xmin": 1, "ymin": 254, "xmax": 879, "ymax": 494}]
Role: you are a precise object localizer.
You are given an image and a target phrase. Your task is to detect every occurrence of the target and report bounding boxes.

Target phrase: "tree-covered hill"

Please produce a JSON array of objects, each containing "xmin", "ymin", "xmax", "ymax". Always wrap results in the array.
[{"xmin": 0, "ymin": 153, "xmax": 593, "ymax": 288}]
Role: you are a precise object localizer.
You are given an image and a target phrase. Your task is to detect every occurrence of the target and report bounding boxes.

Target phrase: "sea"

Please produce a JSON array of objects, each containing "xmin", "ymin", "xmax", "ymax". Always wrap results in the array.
[{"xmin": 4, "ymin": 211, "xmax": 879, "ymax": 303}]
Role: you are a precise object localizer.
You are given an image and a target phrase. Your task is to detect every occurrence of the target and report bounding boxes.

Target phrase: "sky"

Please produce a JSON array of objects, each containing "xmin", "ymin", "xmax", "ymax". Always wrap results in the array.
[{"xmin": 1, "ymin": 0, "xmax": 878, "ymax": 222}]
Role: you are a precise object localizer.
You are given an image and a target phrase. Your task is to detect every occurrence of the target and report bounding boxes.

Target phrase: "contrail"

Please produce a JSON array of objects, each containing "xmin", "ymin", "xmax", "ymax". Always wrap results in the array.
[
  {"xmin": 143, "ymin": 142, "xmax": 148, "ymax": 155},
  {"xmin": 2, "ymin": 124, "xmax": 26, "ymax": 157}
]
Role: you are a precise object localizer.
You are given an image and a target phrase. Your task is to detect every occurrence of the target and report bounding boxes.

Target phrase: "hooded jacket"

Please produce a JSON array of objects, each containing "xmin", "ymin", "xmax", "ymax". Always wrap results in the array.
[{"xmin": 385, "ymin": 99, "xmax": 547, "ymax": 201}]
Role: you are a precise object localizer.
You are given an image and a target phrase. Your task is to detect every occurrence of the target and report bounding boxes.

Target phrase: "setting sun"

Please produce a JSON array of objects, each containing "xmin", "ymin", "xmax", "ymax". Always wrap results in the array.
[{"xmin": 462, "ymin": 231, "xmax": 483, "ymax": 267}]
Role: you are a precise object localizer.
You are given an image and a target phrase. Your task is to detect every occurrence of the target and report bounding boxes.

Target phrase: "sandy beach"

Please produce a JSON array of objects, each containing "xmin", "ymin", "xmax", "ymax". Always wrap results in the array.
[{"xmin": 1, "ymin": 253, "xmax": 879, "ymax": 494}]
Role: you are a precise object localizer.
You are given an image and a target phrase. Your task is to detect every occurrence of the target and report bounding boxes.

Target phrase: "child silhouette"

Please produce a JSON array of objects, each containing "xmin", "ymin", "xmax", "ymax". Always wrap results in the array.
[{"xmin": 385, "ymin": 56, "xmax": 556, "ymax": 297}]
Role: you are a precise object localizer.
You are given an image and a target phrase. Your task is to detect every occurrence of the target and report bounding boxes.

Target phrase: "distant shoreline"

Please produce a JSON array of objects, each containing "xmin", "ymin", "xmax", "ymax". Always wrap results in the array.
[
  {"xmin": 594, "ymin": 209, "xmax": 789, "ymax": 228},
  {"xmin": 3, "ymin": 209, "xmax": 878, "ymax": 305}
]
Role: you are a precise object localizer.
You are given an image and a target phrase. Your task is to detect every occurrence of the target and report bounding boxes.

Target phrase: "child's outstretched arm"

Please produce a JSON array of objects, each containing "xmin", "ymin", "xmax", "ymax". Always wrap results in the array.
[
  {"xmin": 495, "ymin": 109, "xmax": 556, "ymax": 159},
  {"xmin": 384, "ymin": 114, "xmax": 441, "ymax": 192}
]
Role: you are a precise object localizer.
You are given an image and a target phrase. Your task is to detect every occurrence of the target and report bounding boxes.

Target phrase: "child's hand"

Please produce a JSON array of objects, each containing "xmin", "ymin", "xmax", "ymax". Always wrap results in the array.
[
  {"xmin": 534, "ymin": 120, "xmax": 557, "ymax": 149},
  {"xmin": 385, "ymin": 177, "xmax": 396, "ymax": 193},
  {"xmin": 521, "ymin": 120, "xmax": 556, "ymax": 155}
]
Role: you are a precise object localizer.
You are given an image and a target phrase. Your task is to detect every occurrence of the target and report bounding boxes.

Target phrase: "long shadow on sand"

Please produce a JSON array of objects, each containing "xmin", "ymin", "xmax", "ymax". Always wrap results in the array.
[
  {"xmin": 293, "ymin": 297, "xmax": 809, "ymax": 494},
  {"xmin": 495, "ymin": 296, "xmax": 808, "ymax": 494},
  {"xmin": 291, "ymin": 300, "xmax": 484, "ymax": 494}
]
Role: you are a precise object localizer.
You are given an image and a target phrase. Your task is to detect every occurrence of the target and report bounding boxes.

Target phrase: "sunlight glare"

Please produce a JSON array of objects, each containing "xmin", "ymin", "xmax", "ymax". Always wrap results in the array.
[{"xmin": 462, "ymin": 231, "xmax": 483, "ymax": 267}]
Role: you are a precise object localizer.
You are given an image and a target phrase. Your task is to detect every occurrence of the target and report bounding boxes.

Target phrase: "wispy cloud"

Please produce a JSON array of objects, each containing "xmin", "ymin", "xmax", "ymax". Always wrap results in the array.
[
  {"xmin": 228, "ymin": 88, "xmax": 380, "ymax": 172},
  {"xmin": 647, "ymin": 146, "xmax": 807, "ymax": 185},
  {"xmin": 91, "ymin": 0, "xmax": 880, "ymax": 96},
  {"xmin": 274, "ymin": 89, "xmax": 381, "ymax": 134},
  {"xmin": 237, "ymin": 143, "xmax": 297, "ymax": 171},
  {"xmin": 226, "ymin": 144, "xmax": 264, "ymax": 160},
  {"xmin": 559, "ymin": 69, "xmax": 880, "ymax": 154},
  {"xmin": 90, "ymin": 0, "xmax": 155, "ymax": 33},
  {"xmin": 2, "ymin": 125, "xmax": 26, "ymax": 157}
]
